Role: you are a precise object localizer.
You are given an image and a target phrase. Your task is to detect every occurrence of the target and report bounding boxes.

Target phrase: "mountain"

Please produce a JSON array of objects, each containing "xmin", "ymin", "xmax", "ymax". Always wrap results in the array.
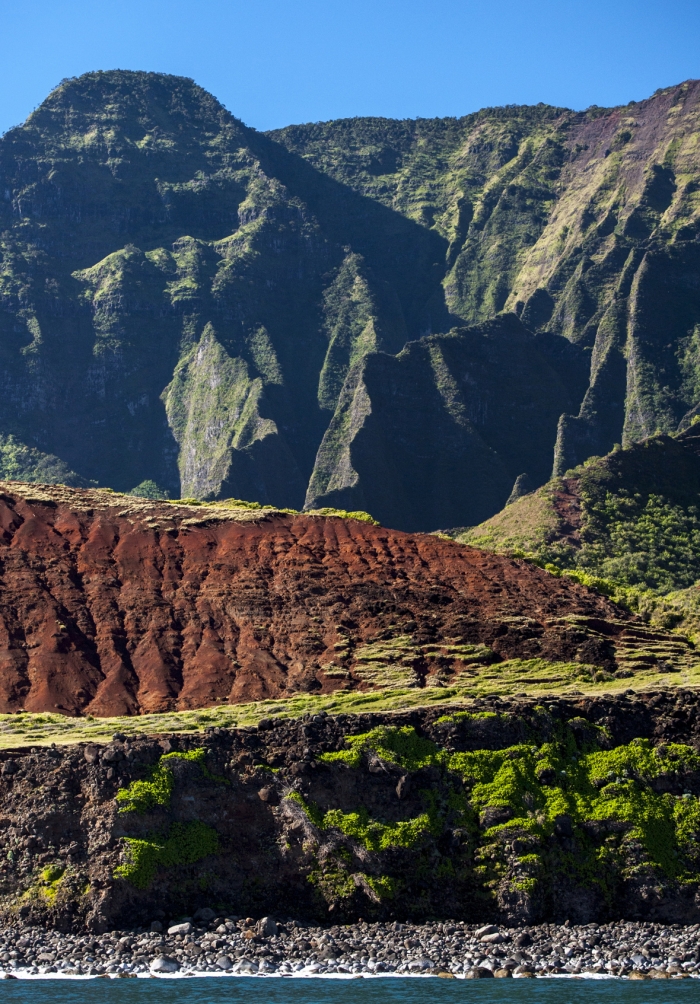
[{"xmin": 0, "ymin": 72, "xmax": 699, "ymax": 530}]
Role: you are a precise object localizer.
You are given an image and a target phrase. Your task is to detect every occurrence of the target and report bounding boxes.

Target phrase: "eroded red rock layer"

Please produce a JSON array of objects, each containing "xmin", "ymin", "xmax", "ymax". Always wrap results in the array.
[{"xmin": 0, "ymin": 482, "xmax": 640, "ymax": 716}]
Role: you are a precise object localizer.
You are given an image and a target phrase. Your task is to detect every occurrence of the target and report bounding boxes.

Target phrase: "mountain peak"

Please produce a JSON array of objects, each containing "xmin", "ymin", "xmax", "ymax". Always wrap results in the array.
[{"xmin": 19, "ymin": 69, "xmax": 242, "ymax": 145}]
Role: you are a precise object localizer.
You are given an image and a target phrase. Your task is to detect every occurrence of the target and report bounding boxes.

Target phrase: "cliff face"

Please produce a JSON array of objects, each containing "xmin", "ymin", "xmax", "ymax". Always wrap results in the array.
[
  {"xmin": 273, "ymin": 80, "xmax": 700, "ymax": 482},
  {"xmin": 0, "ymin": 73, "xmax": 699, "ymax": 530},
  {"xmin": 3, "ymin": 694, "xmax": 700, "ymax": 931},
  {"xmin": 0, "ymin": 481, "xmax": 677, "ymax": 718}
]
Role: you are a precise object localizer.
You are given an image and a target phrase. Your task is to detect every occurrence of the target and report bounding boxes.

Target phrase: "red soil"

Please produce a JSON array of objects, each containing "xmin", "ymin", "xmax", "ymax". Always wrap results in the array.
[{"xmin": 0, "ymin": 483, "xmax": 635, "ymax": 716}]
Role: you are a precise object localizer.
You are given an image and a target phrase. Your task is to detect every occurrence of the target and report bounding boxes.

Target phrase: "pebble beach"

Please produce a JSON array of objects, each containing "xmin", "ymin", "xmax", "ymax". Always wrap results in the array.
[{"xmin": 1, "ymin": 915, "xmax": 699, "ymax": 980}]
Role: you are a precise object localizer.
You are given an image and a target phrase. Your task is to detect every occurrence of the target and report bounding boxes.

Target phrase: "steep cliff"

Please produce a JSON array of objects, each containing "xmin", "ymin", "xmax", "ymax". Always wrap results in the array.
[
  {"xmin": 3, "ymin": 694, "xmax": 700, "ymax": 930},
  {"xmin": 0, "ymin": 73, "xmax": 699, "ymax": 530},
  {"xmin": 274, "ymin": 81, "xmax": 700, "ymax": 500}
]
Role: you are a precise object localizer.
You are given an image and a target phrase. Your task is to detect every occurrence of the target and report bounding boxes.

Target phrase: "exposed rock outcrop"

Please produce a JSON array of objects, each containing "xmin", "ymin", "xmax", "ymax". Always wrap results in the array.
[{"xmin": 0, "ymin": 481, "xmax": 688, "ymax": 717}]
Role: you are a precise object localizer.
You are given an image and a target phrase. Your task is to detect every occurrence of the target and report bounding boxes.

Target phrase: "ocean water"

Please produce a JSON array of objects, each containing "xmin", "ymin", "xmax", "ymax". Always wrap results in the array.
[{"xmin": 0, "ymin": 977, "xmax": 696, "ymax": 1004}]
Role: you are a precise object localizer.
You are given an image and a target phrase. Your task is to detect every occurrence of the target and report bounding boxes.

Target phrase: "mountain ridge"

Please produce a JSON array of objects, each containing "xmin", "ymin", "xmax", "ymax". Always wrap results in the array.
[{"xmin": 0, "ymin": 71, "xmax": 699, "ymax": 531}]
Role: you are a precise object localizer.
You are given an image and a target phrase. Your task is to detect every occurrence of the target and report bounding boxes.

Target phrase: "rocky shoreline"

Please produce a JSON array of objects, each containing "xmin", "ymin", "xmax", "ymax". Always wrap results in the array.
[{"xmin": 1, "ymin": 915, "xmax": 699, "ymax": 980}]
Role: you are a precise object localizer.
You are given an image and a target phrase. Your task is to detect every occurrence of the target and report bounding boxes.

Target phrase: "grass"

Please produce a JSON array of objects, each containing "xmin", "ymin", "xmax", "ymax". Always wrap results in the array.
[{"xmin": 2, "ymin": 656, "xmax": 699, "ymax": 749}]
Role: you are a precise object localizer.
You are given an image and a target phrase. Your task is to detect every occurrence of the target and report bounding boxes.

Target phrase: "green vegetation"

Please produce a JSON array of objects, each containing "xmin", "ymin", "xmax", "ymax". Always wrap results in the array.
[
  {"xmin": 116, "ymin": 748, "xmax": 215, "ymax": 813},
  {"xmin": 114, "ymin": 822, "xmax": 219, "ymax": 890},
  {"xmin": 0, "ymin": 434, "xmax": 88, "ymax": 487},
  {"xmin": 320, "ymin": 725, "xmax": 440, "ymax": 770},
  {"xmin": 306, "ymin": 507, "xmax": 378, "ymax": 525},
  {"xmin": 128, "ymin": 480, "xmax": 169, "ymax": 500},
  {"xmin": 305, "ymin": 724, "xmax": 700, "ymax": 906},
  {"xmin": 1, "ymin": 71, "xmax": 698, "ymax": 532},
  {"xmin": 461, "ymin": 431, "xmax": 700, "ymax": 642}
]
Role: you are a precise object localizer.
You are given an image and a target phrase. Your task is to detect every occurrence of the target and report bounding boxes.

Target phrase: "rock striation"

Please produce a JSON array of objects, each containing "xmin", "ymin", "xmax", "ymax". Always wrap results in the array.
[{"xmin": 0, "ymin": 480, "xmax": 687, "ymax": 717}]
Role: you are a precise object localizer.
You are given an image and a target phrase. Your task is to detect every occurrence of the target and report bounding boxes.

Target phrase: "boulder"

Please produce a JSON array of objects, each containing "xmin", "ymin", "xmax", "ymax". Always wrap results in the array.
[
  {"xmin": 257, "ymin": 916, "xmax": 278, "ymax": 938},
  {"xmin": 234, "ymin": 958, "xmax": 256, "ymax": 973},
  {"xmin": 216, "ymin": 956, "xmax": 233, "ymax": 970},
  {"xmin": 257, "ymin": 787, "xmax": 280, "ymax": 805},
  {"xmin": 150, "ymin": 956, "xmax": 179, "ymax": 974},
  {"xmin": 167, "ymin": 922, "xmax": 193, "ymax": 936}
]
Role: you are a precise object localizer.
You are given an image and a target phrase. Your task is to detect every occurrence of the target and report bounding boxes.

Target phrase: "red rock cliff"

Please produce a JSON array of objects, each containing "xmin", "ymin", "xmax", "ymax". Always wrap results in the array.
[{"xmin": 0, "ymin": 482, "xmax": 656, "ymax": 717}]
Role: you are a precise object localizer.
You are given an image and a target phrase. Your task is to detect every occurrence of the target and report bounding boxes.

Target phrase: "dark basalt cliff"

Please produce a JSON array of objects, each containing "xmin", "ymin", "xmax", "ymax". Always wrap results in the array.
[
  {"xmin": 0, "ymin": 72, "xmax": 699, "ymax": 530},
  {"xmin": 0, "ymin": 480, "xmax": 677, "ymax": 717},
  {"xmin": 2, "ymin": 692, "xmax": 700, "ymax": 931}
]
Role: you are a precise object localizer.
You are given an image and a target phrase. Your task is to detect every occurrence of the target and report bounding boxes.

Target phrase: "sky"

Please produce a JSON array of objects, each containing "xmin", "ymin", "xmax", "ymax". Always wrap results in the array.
[{"xmin": 0, "ymin": 0, "xmax": 699, "ymax": 135}]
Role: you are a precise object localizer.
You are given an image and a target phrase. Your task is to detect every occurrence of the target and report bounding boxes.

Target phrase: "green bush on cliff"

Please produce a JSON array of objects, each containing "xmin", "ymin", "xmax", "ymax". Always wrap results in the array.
[
  {"xmin": 116, "ymin": 748, "xmax": 212, "ymax": 813},
  {"xmin": 128, "ymin": 480, "xmax": 170, "ymax": 500},
  {"xmin": 319, "ymin": 725, "xmax": 439, "ymax": 770},
  {"xmin": 114, "ymin": 821, "xmax": 219, "ymax": 889},
  {"xmin": 288, "ymin": 790, "xmax": 434, "ymax": 852},
  {"xmin": 314, "ymin": 724, "xmax": 700, "ymax": 902}
]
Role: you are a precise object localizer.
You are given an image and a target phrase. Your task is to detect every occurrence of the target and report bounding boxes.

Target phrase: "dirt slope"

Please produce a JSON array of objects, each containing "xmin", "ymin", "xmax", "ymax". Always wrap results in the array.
[{"xmin": 0, "ymin": 481, "xmax": 682, "ymax": 717}]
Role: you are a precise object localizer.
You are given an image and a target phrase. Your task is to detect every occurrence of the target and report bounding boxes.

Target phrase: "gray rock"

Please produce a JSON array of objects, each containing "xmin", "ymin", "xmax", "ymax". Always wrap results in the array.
[
  {"xmin": 150, "ymin": 956, "xmax": 180, "ymax": 973},
  {"xmin": 257, "ymin": 916, "xmax": 278, "ymax": 938},
  {"xmin": 475, "ymin": 925, "xmax": 498, "ymax": 938},
  {"xmin": 167, "ymin": 922, "xmax": 192, "ymax": 936},
  {"xmin": 479, "ymin": 806, "xmax": 513, "ymax": 828},
  {"xmin": 234, "ymin": 958, "xmax": 256, "ymax": 973},
  {"xmin": 194, "ymin": 908, "xmax": 216, "ymax": 922},
  {"xmin": 216, "ymin": 955, "xmax": 233, "ymax": 970}
]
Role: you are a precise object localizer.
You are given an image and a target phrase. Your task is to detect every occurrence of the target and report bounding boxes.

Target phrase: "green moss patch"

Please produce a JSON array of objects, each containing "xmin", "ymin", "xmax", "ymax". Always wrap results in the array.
[
  {"xmin": 319, "ymin": 724, "xmax": 439, "ymax": 771},
  {"xmin": 115, "ymin": 748, "xmax": 220, "ymax": 813},
  {"xmin": 313, "ymin": 724, "xmax": 700, "ymax": 904},
  {"xmin": 114, "ymin": 821, "xmax": 219, "ymax": 889}
]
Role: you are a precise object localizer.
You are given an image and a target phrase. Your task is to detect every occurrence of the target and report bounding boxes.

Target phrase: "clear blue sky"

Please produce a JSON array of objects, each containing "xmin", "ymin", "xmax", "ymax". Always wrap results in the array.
[{"xmin": 1, "ymin": 0, "xmax": 699, "ymax": 135}]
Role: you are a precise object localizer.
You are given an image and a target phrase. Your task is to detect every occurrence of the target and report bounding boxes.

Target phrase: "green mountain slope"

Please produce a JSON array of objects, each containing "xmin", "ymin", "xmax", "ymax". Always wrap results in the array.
[
  {"xmin": 271, "ymin": 81, "xmax": 700, "ymax": 473},
  {"xmin": 0, "ymin": 72, "xmax": 699, "ymax": 531},
  {"xmin": 458, "ymin": 424, "xmax": 700, "ymax": 640}
]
